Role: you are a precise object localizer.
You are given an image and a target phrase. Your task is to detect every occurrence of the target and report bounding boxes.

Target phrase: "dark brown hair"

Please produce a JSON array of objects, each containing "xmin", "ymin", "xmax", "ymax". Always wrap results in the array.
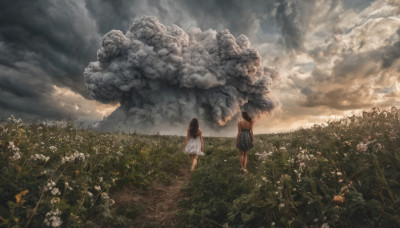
[
  {"xmin": 189, "ymin": 118, "xmax": 199, "ymax": 138},
  {"xmin": 242, "ymin": 111, "xmax": 253, "ymax": 123}
]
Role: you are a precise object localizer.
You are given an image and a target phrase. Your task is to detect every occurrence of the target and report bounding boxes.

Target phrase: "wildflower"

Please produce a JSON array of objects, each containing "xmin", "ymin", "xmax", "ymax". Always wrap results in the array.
[
  {"xmin": 112, "ymin": 178, "xmax": 118, "ymax": 184},
  {"xmin": 261, "ymin": 177, "xmax": 268, "ymax": 182},
  {"xmin": 61, "ymin": 150, "xmax": 87, "ymax": 164},
  {"xmin": 313, "ymin": 218, "xmax": 318, "ymax": 222},
  {"xmin": 43, "ymin": 208, "xmax": 62, "ymax": 227},
  {"xmin": 271, "ymin": 222, "xmax": 275, "ymax": 226},
  {"xmin": 51, "ymin": 188, "xmax": 61, "ymax": 196},
  {"xmin": 278, "ymin": 203, "xmax": 285, "ymax": 208},
  {"xmin": 110, "ymin": 199, "xmax": 115, "ymax": 206},
  {"xmin": 8, "ymin": 141, "xmax": 20, "ymax": 151},
  {"xmin": 336, "ymin": 172, "xmax": 342, "ymax": 176},
  {"xmin": 338, "ymin": 179, "xmax": 343, "ymax": 183},
  {"xmin": 94, "ymin": 185, "xmax": 101, "ymax": 191},
  {"xmin": 101, "ymin": 192, "xmax": 109, "ymax": 200},
  {"xmin": 87, "ymin": 191, "xmax": 93, "ymax": 197},
  {"xmin": 299, "ymin": 162, "xmax": 306, "ymax": 169},
  {"xmin": 99, "ymin": 177, "xmax": 103, "ymax": 182},
  {"xmin": 65, "ymin": 182, "xmax": 73, "ymax": 190},
  {"xmin": 49, "ymin": 146, "xmax": 57, "ymax": 152},
  {"xmin": 357, "ymin": 142, "xmax": 367, "ymax": 152},
  {"xmin": 9, "ymin": 151, "xmax": 21, "ymax": 161},
  {"xmin": 47, "ymin": 181, "xmax": 56, "ymax": 191},
  {"xmin": 333, "ymin": 195, "xmax": 344, "ymax": 204},
  {"xmin": 321, "ymin": 223, "xmax": 330, "ymax": 228},
  {"xmin": 50, "ymin": 197, "xmax": 60, "ymax": 205},
  {"xmin": 30, "ymin": 154, "xmax": 50, "ymax": 162}
]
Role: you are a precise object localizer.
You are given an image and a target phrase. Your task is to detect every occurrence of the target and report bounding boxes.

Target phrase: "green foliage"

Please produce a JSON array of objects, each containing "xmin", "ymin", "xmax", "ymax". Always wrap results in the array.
[
  {"xmin": 0, "ymin": 118, "xmax": 187, "ymax": 227},
  {"xmin": 181, "ymin": 107, "xmax": 400, "ymax": 227},
  {"xmin": 1, "ymin": 107, "xmax": 400, "ymax": 227}
]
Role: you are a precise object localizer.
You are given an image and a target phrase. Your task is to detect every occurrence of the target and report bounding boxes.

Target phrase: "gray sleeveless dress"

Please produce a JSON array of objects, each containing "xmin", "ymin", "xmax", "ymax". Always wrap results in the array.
[{"xmin": 237, "ymin": 127, "xmax": 253, "ymax": 151}]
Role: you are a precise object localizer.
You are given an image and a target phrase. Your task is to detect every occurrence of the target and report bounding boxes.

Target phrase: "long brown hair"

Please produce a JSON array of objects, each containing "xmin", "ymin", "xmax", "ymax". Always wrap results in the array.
[
  {"xmin": 189, "ymin": 118, "xmax": 199, "ymax": 138},
  {"xmin": 242, "ymin": 111, "xmax": 253, "ymax": 124}
]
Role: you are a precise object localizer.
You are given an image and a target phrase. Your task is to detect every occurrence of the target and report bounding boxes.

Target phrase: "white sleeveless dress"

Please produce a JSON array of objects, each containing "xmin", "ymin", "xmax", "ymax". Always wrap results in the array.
[{"xmin": 185, "ymin": 136, "xmax": 204, "ymax": 155}]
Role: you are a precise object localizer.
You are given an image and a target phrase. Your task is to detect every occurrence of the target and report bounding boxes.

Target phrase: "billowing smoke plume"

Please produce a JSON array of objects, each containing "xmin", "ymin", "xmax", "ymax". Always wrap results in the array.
[{"xmin": 84, "ymin": 16, "xmax": 276, "ymax": 133}]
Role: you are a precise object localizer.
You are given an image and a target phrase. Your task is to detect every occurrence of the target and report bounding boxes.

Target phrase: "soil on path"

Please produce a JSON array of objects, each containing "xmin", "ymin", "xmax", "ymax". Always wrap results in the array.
[{"xmin": 113, "ymin": 167, "xmax": 190, "ymax": 227}]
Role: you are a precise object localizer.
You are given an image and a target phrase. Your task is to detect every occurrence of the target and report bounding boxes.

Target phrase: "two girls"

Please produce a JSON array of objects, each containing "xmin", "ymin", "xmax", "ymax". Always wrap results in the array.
[{"xmin": 183, "ymin": 112, "xmax": 254, "ymax": 172}]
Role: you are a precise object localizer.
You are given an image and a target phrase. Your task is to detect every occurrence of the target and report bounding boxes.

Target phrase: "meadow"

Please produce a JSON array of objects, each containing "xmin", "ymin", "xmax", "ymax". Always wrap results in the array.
[{"xmin": 1, "ymin": 107, "xmax": 399, "ymax": 227}]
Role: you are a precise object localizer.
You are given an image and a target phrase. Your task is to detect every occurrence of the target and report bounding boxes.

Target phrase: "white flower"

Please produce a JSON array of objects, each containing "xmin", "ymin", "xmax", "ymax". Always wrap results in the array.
[
  {"xmin": 321, "ymin": 223, "xmax": 330, "ymax": 228},
  {"xmin": 357, "ymin": 142, "xmax": 367, "ymax": 152},
  {"xmin": 279, "ymin": 203, "xmax": 285, "ymax": 208},
  {"xmin": 30, "ymin": 154, "xmax": 50, "ymax": 162},
  {"xmin": 101, "ymin": 192, "xmax": 109, "ymax": 200},
  {"xmin": 9, "ymin": 151, "xmax": 21, "ymax": 161},
  {"xmin": 261, "ymin": 177, "xmax": 268, "ymax": 182},
  {"xmin": 313, "ymin": 218, "xmax": 318, "ymax": 222},
  {"xmin": 110, "ymin": 199, "xmax": 115, "ymax": 206},
  {"xmin": 271, "ymin": 222, "xmax": 275, "ymax": 226},
  {"xmin": 49, "ymin": 146, "xmax": 57, "ymax": 152},
  {"xmin": 99, "ymin": 177, "xmax": 103, "ymax": 182},
  {"xmin": 50, "ymin": 197, "xmax": 60, "ymax": 205},
  {"xmin": 51, "ymin": 188, "xmax": 61, "ymax": 196},
  {"xmin": 336, "ymin": 172, "xmax": 342, "ymax": 176},
  {"xmin": 94, "ymin": 185, "xmax": 101, "ymax": 191},
  {"xmin": 87, "ymin": 191, "xmax": 93, "ymax": 197},
  {"xmin": 47, "ymin": 181, "xmax": 56, "ymax": 190},
  {"xmin": 8, "ymin": 141, "xmax": 20, "ymax": 151},
  {"xmin": 43, "ymin": 209, "xmax": 62, "ymax": 227},
  {"xmin": 65, "ymin": 182, "xmax": 72, "ymax": 190}
]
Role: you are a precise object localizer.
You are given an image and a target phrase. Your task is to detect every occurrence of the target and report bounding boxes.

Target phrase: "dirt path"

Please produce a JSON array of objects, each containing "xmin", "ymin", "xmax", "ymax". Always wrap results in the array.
[{"xmin": 113, "ymin": 167, "xmax": 190, "ymax": 227}]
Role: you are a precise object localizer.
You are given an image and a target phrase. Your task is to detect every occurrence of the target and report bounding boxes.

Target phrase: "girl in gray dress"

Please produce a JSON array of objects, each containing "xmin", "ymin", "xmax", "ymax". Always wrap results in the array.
[{"xmin": 236, "ymin": 112, "xmax": 254, "ymax": 173}]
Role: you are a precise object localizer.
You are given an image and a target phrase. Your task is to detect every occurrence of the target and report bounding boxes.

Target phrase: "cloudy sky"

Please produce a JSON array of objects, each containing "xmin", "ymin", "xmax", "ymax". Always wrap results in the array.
[{"xmin": 0, "ymin": 0, "xmax": 399, "ymax": 135}]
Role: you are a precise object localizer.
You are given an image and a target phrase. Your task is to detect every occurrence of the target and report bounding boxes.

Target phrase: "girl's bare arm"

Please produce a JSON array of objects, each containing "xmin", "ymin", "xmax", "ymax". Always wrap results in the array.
[
  {"xmin": 250, "ymin": 123, "xmax": 254, "ymax": 145},
  {"xmin": 200, "ymin": 129, "xmax": 204, "ymax": 152}
]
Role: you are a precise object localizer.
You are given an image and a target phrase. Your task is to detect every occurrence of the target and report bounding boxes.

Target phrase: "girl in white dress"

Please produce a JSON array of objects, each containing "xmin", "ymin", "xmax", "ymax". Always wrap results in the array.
[{"xmin": 183, "ymin": 118, "xmax": 204, "ymax": 171}]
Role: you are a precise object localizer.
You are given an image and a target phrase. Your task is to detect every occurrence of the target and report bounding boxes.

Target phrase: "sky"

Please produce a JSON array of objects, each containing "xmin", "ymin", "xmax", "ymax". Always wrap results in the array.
[{"xmin": 0, "ymin": 0, "xmax": 399, "ymax": 136}]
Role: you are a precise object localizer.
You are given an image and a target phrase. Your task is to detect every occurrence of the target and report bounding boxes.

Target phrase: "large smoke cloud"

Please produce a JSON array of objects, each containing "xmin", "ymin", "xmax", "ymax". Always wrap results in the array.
[{"xmin": 84, "ymin": 16, "xmax": 276, "ymax": 132}]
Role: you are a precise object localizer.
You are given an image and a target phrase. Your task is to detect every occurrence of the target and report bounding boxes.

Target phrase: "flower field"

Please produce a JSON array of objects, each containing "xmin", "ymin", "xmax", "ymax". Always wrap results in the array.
[
  {"xmin": 1, "ymin": 107, "xmax": 400, "ymax": 227},
  {"xmin": 0, "ymin": 116, "xmax": 188, "ymax": 227}
]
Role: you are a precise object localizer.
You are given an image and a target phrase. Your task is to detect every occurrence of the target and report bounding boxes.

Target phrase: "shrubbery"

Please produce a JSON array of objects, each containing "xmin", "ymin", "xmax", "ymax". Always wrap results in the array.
[{"xmin": 1, "ymin": 107, "xmax": 400, "ymax": 227}]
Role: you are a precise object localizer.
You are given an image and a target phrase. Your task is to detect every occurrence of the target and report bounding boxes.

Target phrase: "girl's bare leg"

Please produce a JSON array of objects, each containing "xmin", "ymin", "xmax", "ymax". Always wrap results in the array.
[
  {"xmin": 239, "ymin": 151, "xmax": 244, "ymax": 169},
  {"xmin": 191, "ymin": 154, "xmax": 198, "ymax": 171},
  {"xmin": 243, "ymin": 151, "xmax": 248, "ymax": 170}
]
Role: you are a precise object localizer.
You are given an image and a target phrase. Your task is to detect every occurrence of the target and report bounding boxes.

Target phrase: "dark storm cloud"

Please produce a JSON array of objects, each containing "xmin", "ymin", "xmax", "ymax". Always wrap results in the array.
[
  {"xmin": 84, "ymin": 16, "xmax": 276, "ymax": 131},
  {"xmin": 84, "ymin": 0, "xmax": 137, "ymax": 34},
  {"xmin": 274, "ymin": 0, "xmax": 305, "ymax": 52},
  {"xmin": 0, "ymin": 0, "xmax": 100, "ymax": 119}
]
